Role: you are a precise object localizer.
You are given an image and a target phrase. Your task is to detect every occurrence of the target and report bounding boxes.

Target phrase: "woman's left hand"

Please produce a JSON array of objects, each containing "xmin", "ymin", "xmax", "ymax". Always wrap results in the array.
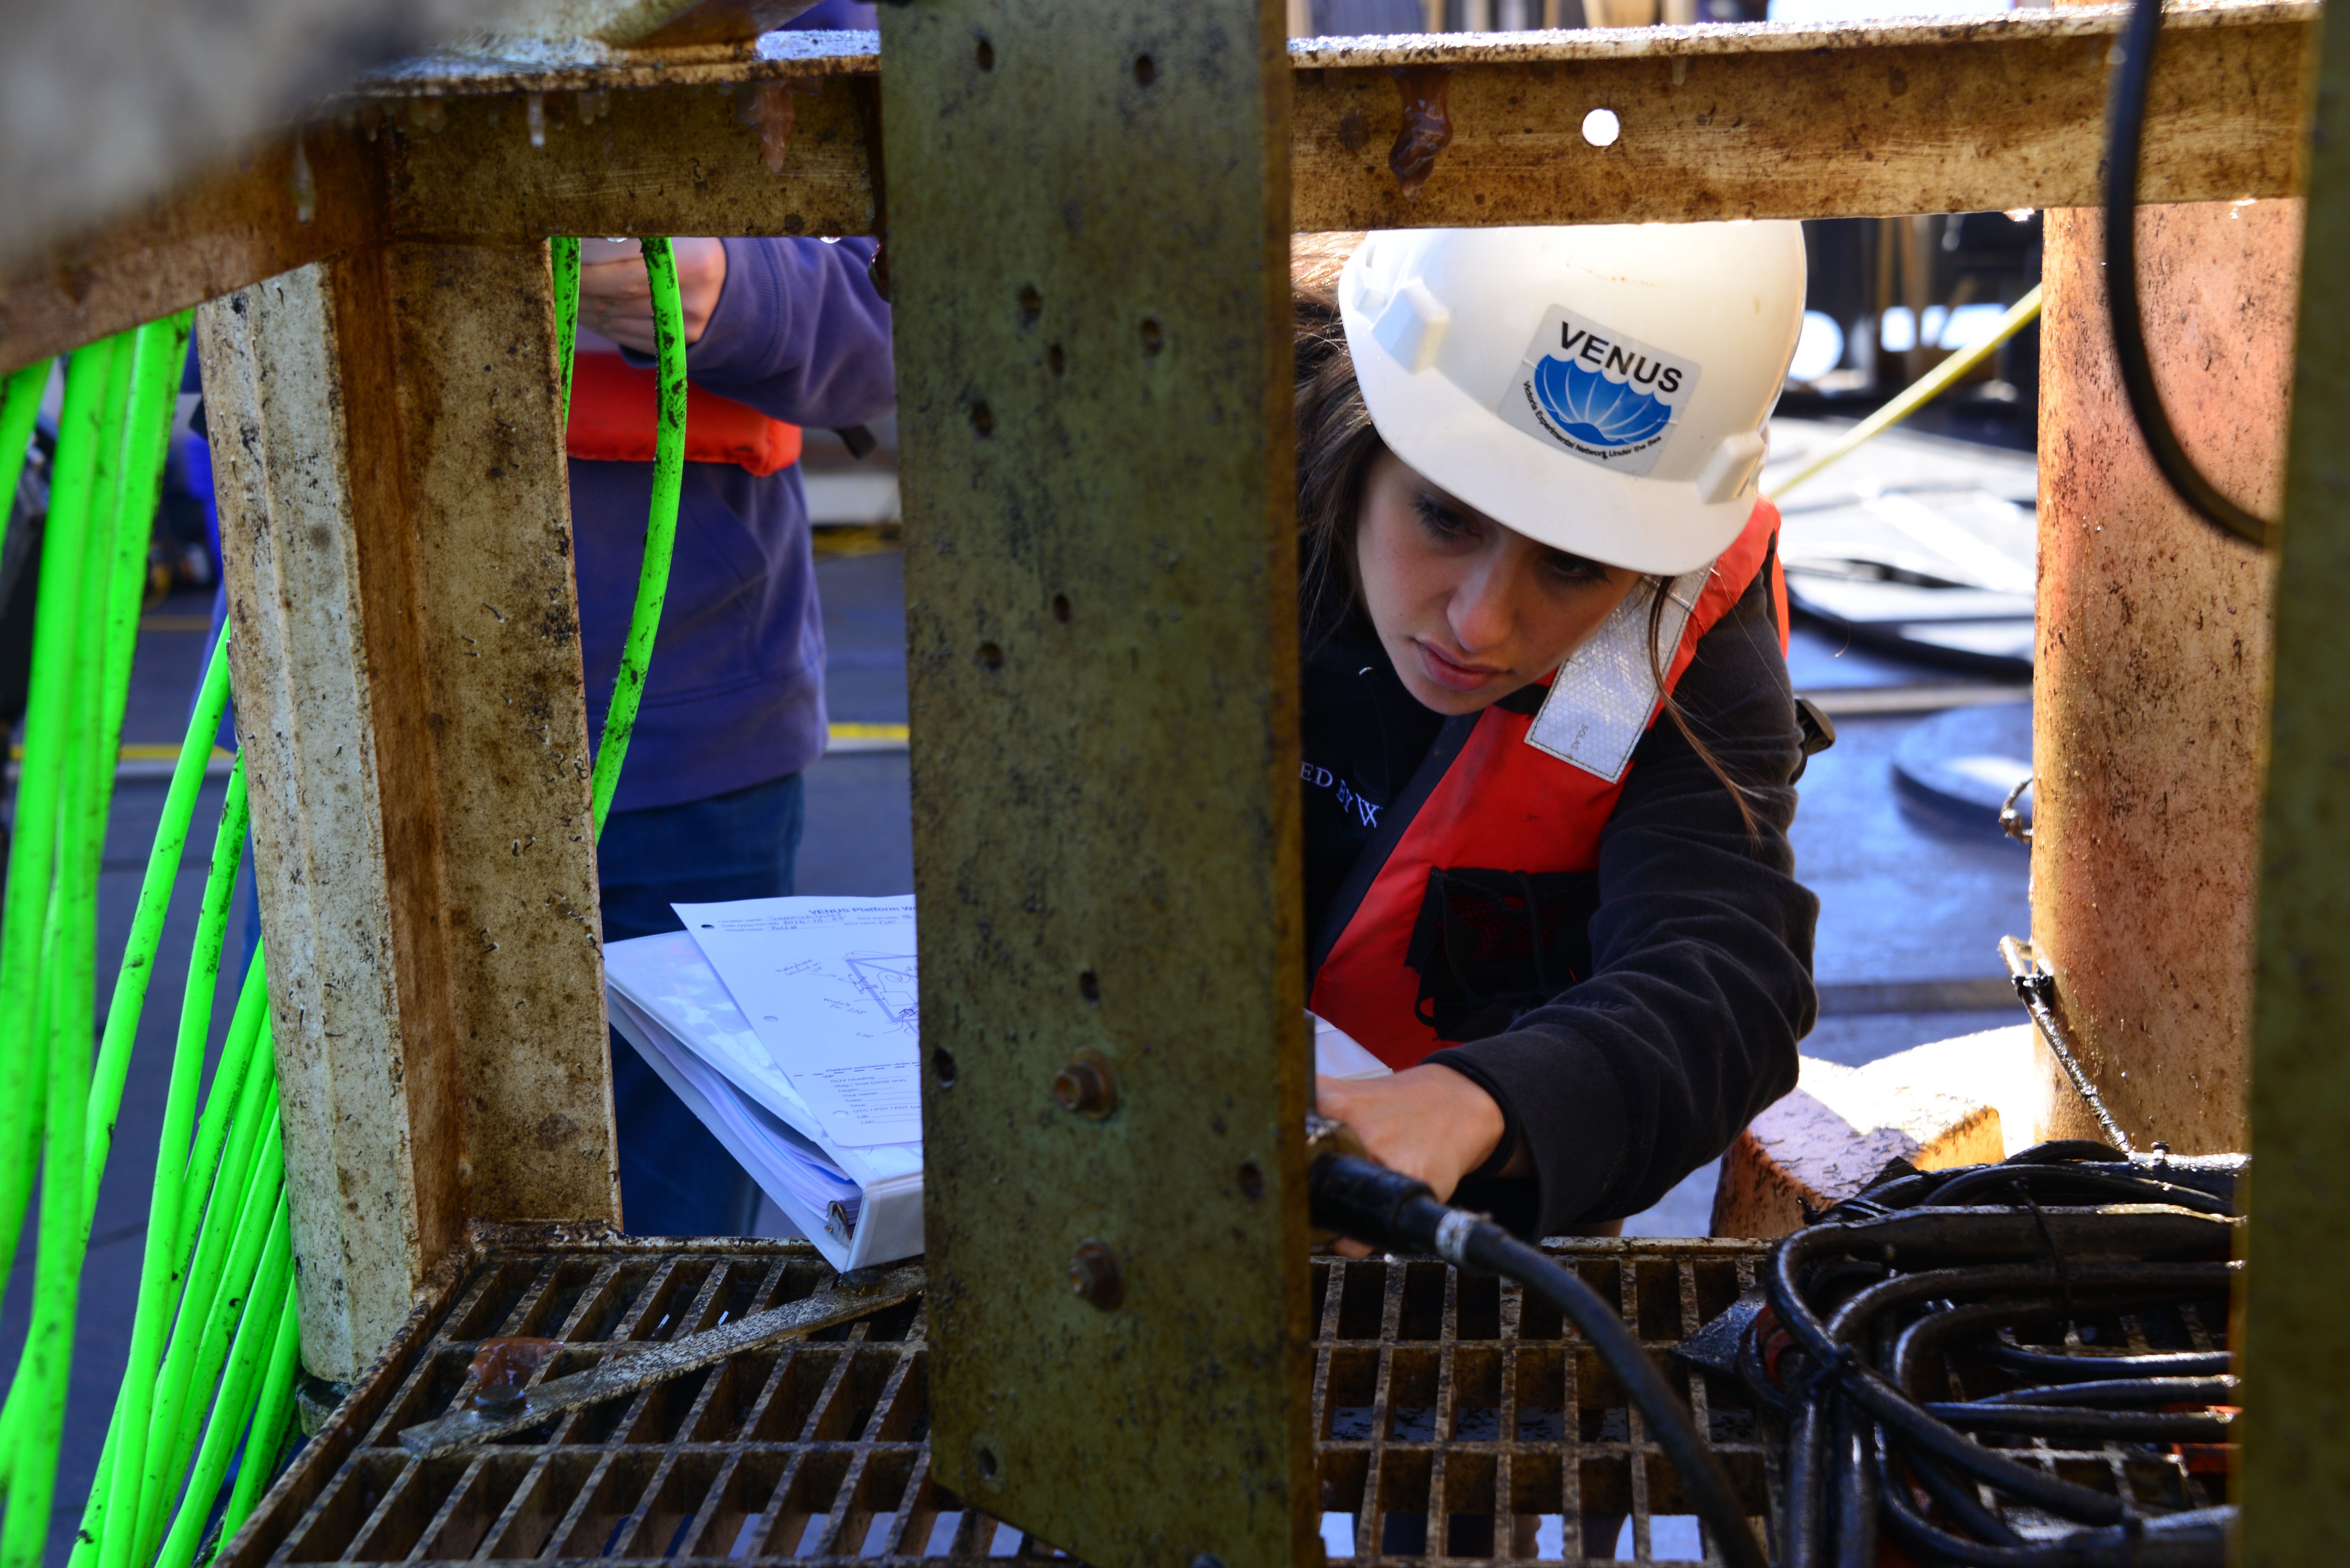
[{"xmin": 1316, "ymin": 1061, "xmax": 1515, "ymax": 1207}]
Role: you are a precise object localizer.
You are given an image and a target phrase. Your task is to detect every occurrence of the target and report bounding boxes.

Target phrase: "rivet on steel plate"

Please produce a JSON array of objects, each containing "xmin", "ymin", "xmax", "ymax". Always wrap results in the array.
[
  {"xmin": 1068, "ymin": 1238, "xmax": 1123, "ymax": 1309},
  {"xmin": 1054, "ymin": 1049, "xmax": 1117, "ymax": 1118}
]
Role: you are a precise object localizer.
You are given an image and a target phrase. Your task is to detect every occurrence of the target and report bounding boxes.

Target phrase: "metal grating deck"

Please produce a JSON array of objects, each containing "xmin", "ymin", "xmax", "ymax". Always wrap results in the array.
[{"xmin": 220, "ymin": 1230, "xmax": 1774, "ymax": 1568}]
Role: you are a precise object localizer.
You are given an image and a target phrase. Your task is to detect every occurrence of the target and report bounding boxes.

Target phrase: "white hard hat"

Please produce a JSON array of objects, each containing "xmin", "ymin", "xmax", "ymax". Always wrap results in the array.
[{"xmin": 1339, "ymin": 223, "xmax": 1806, "ymax": 576}]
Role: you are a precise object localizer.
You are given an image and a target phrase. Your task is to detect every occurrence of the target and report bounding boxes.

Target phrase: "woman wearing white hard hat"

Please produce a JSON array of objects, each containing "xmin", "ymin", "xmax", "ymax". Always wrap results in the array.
[{"xmin": 1302, "ymin": 223, "xmax": 1819, "ymax": 1238}]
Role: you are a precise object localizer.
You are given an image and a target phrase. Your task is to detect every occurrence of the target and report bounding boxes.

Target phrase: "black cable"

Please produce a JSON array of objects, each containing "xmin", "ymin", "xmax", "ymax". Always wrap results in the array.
[
  {"xmin": 1759, "ymin": 1155, "xmax": 2240, "ymax": 1567},
  {"xmin": 1307, "ymin": 1153, "xmax": 1769, "ymax": 1568},
  {"xmin": 1984, "ymin": 1340, "xmax": 2232, "ymax": 1382},
  {"xmin": 1970, "ymin": 1374, "xmax": 2235, "ymax": 1408},
  {"xmin": 1923, "ymin": 1164, "xmax": 2231, "ymax": 1216},
  {"xmin": 2104, "ymin": 0, "xmax": 2272, "ymax": 545},
  {"xmin": 1924, "ymin": 1403, "xmax": 2233, "ymax": 1441}
]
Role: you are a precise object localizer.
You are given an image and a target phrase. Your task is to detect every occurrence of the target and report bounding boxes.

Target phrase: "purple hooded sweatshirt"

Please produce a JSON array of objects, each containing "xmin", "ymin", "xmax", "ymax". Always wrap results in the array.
[{"xmin": 573, "ymin": 234, "xmax": 894, "ymax": 813}]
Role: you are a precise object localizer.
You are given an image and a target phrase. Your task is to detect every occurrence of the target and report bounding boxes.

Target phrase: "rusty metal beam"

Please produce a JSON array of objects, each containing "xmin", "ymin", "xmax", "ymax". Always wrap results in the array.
[
  {"xmin": 0, "ymin": 125, "xmax": 379, "ymax": 376},
  {"xmin": 1288, "ymin": 1, "xmax": 2312, "ymax": 228},
  {"xmin": 0, "ymin": 3, "xmax": 2313, "ymax": 374},
  {"xmin": 379, "ymin": 73, "xmax": 878, "ymax": 245},
  {"xmin": 200, "ymin": 239, "xmax": 618, "ymax": 1381},
  {"xmin": 886, "ymin": 2, "xmax": 1316, "ymax": 1565}
]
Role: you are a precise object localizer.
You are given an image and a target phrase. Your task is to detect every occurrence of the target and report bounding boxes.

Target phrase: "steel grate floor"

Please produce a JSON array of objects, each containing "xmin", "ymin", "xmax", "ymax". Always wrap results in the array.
[{"xmin": 220, "ymin": 1230, "xmax": 1775, "ymax": 1568}]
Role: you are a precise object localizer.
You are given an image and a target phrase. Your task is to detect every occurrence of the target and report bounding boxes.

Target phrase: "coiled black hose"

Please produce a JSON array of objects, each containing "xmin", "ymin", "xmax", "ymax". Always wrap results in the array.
[
  {"xmin": 1308, "ymin": 1153, "xmax": 1770, "ymax": 1568},
  {"xmin": 2104, "ymin": 0, "xmax": 2273, "ymax": 545},
  {"xmin": 1760, "ymin": 1162, "xmax": 2241, "ymax": 1568}
]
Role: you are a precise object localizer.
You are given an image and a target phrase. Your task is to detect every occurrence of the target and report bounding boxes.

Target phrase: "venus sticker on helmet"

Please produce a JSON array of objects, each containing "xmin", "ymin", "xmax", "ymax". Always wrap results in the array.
[{"xmin": 1499, "ymin": 306, "xmax": 1701, "ymax": 478}]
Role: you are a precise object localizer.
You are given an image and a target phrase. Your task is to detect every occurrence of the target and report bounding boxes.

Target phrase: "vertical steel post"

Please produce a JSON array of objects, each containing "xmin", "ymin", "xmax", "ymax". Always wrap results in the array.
[
  {"xmin": 199, "ymin": 242, "xmax": 618, "ymax": 1381},
  {"xmin": 884, "ymin": 3, "xmax": 1315, "ymax": 1565},
  {"xmin": 2238, "ymin": 0, "xmax": 2350, "ymax": 1555}
]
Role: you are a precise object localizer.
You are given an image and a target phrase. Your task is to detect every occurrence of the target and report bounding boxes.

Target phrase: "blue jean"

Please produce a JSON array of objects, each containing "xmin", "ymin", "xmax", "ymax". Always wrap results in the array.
[{"xmin": 599, "ymin": 771, "xmax": 805, "ymax": 1236}]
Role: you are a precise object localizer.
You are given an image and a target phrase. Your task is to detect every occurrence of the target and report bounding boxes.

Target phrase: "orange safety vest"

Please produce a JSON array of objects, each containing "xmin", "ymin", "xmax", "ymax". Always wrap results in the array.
[
  {"xmin": 1308, "ymin": 500, "xmax": 1787, "ymax": 1070},
  {"xmin": 565, "ymin": 350, "xmax": 803, "ymax": 476}
]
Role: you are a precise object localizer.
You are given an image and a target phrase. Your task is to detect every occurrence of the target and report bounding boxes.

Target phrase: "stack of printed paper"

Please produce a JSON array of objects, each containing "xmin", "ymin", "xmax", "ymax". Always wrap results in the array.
[
  {"xmin": 603, "ymin": 895, "xmax": 923, "ymax": 1270},
  {"xmin": 606, "ymin": 891, "xmax": 1393, "ymax": 1268}
]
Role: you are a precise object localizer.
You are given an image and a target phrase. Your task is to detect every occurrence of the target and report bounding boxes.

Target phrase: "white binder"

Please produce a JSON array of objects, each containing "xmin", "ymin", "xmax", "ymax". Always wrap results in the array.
[{"xmin": 604, "ymin": 929, "xmax": 924, "ymax": 1270}]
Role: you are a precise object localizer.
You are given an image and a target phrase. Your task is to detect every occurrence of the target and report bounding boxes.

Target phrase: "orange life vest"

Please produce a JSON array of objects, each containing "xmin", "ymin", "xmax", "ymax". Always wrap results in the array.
[
  {"xmin": 565, "ymin": 350, "xmax": 803, "ymax": 476},
  {"xmin": 1308, "ymin": 499, "xmax": 1787, "ymax": 1070}
]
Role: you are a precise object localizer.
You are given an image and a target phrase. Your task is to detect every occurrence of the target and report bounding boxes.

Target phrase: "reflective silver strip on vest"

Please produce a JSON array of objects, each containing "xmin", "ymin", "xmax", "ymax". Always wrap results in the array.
[{"xmin": 1524, "ymin": 561, "xmax": 1713, "ymax": 783}]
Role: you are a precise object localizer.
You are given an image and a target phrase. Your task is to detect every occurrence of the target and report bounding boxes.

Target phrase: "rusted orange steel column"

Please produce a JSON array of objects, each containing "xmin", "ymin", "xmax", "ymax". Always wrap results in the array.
[{"xmin": 2028, "ymin": 198, "xmax": 2296, "ymax": 1152}]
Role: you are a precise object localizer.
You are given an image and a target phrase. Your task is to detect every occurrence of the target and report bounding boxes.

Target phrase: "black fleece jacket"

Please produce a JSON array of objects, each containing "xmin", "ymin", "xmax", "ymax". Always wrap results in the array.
[{"xmin": 1302, "ymin": 570, "xmax": 1816, "ymax": 1236}]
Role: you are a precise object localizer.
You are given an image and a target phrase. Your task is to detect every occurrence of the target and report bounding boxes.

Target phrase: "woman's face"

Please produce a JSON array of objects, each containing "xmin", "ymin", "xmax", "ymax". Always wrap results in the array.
[{"xmin": 1354, "ymin": 451, "xmax": 1646, "ymax": 716}]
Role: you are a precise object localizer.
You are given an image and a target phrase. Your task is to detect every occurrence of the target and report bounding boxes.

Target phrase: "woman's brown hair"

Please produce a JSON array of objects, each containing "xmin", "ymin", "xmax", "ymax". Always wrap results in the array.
[{"xmin": 1289, "ymin": 233, "xmax": 1761, "ymax": 835}]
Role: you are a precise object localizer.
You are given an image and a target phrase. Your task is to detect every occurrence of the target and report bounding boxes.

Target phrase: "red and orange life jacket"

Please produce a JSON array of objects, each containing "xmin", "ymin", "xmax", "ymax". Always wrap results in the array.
[
  {"xmin": 565, "ymin": 350, "xmax": 803, "ymax": 475},
  {"xmin": 1308, "ymin": 500, "xmax": 1787, "ymax": 1071}
]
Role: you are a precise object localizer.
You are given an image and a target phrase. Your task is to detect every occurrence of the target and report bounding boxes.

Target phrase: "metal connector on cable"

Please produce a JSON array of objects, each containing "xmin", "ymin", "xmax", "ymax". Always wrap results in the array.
[
  {"xmin": 1307, "ymin": 1152, "xmax": 1769, "ymax": 1568},
  {"xmin": 2000, "ymin": 936, "xmax": 2134, "ymax": 1154}
]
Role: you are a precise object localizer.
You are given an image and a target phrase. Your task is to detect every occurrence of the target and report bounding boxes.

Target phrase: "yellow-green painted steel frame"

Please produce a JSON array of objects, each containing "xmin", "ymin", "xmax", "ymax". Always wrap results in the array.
[
  {"xmin": 884, "ymin": 4, "xmax": 1316, "ymax": 1566},
  {"xmin": 2239, "ymin": 0, "xmax": 2350, "ymax": 1556}
]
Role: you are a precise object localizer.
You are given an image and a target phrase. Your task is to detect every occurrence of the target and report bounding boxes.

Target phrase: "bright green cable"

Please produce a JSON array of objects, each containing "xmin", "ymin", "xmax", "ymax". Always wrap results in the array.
[
  {"xmin": 130, "ymin": 1056, "xmax": 275, "ymax": 1563},
  {"xmin": 553, "ymin": 236, "xmax": 581, "ymax": 426},
  {"xmin": 219, "ymin": 1282, "xmax": 301, "ymax": 1537},
  {"xmin": 588, "ymin": 236, "xmax": 687, "ymax": 834},
  {"xmin": 78, "ymin": 314, "xmax": 194, "ymax": 1215},
  {"xmin": 5, "ymin": 887, "xmax": 88, "ymax": 1565},
  {"xmin": 174, "ymin": 958, "xmax": 266, "ymax": 1263},
  {"xmin": 73, "ymin": 955, "xmax": 264, "ymax": 1568},
  {"xmin": 84, "ymin": 629, "xmax": 233, "ymax": 1215},
  {"xmin": 0, "ymin": 361, "xmax": 51, "ymax": 521},
  {"xmin": 0, "ymin": 339, "xmax": 118, "ymax": 1306},
  {"xmin": 4, "ymin": 340, "xmax": 129, "ymax": 1566},
  {"xmin": 98, "ymin": 314, "xmax": 195, "ymax": 761},
  {"xmin": 0, "ymin": 337, "xmax": 121, "ymax": 1482},
  {"xmin": 0, "ymin": 341, "xmax": 119, "ymax": 1488},
  {"xmin": 94, "ymin": 768, "xmax": 251, "ymax": 1568},
  {"xmin": 152, "ymin": 1198, "xmax": 290, "ymax": 1568},
  {"xmin": 135, "ymin": 1109, "xmax": 282, "ymax": 1562}
]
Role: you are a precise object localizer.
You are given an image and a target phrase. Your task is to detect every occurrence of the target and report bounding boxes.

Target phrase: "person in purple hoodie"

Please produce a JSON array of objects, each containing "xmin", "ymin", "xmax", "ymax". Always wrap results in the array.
[
  {"xmin": 571, "ymin": 0, "xmax": 889, "ymax": 1235},
  {"xmin": 573, "ymin": 225, "xmax": 892, "ymax": 1236}
]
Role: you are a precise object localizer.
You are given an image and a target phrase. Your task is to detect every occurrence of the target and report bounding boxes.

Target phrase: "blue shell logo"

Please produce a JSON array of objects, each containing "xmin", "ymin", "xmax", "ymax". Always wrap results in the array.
[{"xmin": 1532, "ymin": 355, "xmax": 1673, "ymax": 450}]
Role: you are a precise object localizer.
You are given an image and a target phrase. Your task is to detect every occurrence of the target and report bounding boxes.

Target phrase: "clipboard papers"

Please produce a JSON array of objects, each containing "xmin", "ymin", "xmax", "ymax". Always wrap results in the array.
[
  {"xmin": 604, "ymin": 928, "xmax": 922, "ymax": 1270},
  {"xmin": 605, "ymin": 895, "xmax": 1396, "ymax": 1270}
]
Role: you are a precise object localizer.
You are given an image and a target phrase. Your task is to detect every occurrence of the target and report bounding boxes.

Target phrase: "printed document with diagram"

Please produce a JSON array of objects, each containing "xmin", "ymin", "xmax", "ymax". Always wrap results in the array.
[
  {"xmin": 608, "ymin": 893, "xmax": 1392, "ymax": 1267},
  {"xmin": 603, "ymin": 924, "xmax": 922, "ymax": 1271},
  {"xmin": 673, "ymin": 895, "xmax": 923, "ymax": 1148}
]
